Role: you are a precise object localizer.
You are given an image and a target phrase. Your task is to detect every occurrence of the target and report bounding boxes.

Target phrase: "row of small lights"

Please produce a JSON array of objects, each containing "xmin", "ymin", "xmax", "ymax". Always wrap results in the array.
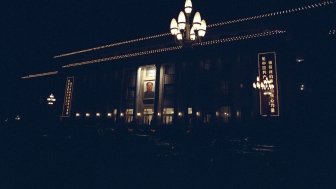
[
  {"xmin": 329, "ymin": 29, "xmax": 336, "ymax": 35},
  {"xmin": 54, "ymin": 33, "xmax": 171, "ymax": 58},
  {"xmin": 76, "ymin": 112, "xmax": 113, "ymax": 118},
  {"xmin": 194, "ymin": 30, "xmax": 286, "ymax": 47},
  {"xmin": 140, "ymin": 112, "xmax": 229, "ymax": 117},
  {"xmin": 53, "ymin": 1, "xmax": 334, "ymax": 59},
  {"xmin": 208, "ymin": 1, "xmax": 335, "ymax": 28},
  {"xmin": 21, "ymin": 71, "xmax": 58, "ymax": 79},
  {"xmin": 76, "ymin": 112, "xmax": 230, "ymax": 118},
  {"xmin": 62, "ymin": 30, "xmax": 285, "ymax": 68},
  {"xmin": 62, "ymin": 46, "xmax": 182, "ymax": 68}
]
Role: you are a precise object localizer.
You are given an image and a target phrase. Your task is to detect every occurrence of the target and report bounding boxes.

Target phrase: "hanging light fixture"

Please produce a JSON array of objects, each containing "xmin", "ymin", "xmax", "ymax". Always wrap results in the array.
[
  {"xmin": 198, "ymin": 20, "xmax": 207, "ymax": 37},
  {"xmin": 184, "ymin": 0, "xmax": 192, "ymax": 14},
  {"xmin": 253, "ymin": 76, "xmax": 275, "ymax": 96},
  {"xmin": 170, "ymin": 0, "xmax": 207, "ymax": 46},
  {"xmin": 170, "ymin": 18, "xmax": 178, "ymax": 35},
  {"xmin": 47, "ymin": 93, "xmax": 56, "ymax": 105}
]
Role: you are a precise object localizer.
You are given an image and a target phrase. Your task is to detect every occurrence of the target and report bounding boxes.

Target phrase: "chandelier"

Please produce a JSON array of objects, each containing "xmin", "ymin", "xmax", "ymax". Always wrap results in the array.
[
  {"xmin": 47, "ymin": 93, "xmax": 56, "ymax": 105},
  {"xmin": 170, "ymin": 0, "xmax": 207, "ymax": 45},
  {"xmin": 253, "ymin": 76, "xmax": 275, "ymax": 95}
]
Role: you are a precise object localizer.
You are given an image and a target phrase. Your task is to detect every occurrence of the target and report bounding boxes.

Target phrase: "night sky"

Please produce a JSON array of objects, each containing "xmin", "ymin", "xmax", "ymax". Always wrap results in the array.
[
  {"xmin": 0, "ymin": 0, "xmax": 324, "ymax": 114},
  {"xmin": 1, "ymin": 2, "xmax": 335, "ymax": 188},
  {"xmin": 2, "ymin": 0, "xmax": 303, "ymax": 74}
]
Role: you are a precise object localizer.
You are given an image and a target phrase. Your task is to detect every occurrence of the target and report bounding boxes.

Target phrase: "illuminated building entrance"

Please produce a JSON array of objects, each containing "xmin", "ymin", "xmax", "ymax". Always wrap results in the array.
[{"xmin": 136, "ymin": 65, "xmax": 156, "ymax": 125}]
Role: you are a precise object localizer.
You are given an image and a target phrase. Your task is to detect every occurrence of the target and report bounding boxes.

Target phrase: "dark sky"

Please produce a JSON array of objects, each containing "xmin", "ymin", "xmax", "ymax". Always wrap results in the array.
[{"xmin": 1, "ymin": 0, "xmax": 315, "ymax": 82}]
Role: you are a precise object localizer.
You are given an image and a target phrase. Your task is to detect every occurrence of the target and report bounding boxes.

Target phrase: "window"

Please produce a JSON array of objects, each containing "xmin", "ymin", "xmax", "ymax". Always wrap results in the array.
[
  {"xmin": 200, "ymin": 60, "xmax": 211, "ymax": 71},
  {"xmin": 220, "ymin": 106, "xmax": 231, "ymax": 123},
  {"xmin": 127, "ymin": 76, "xmax": 136, "ymax": 86},
  {"xmin": 127, "ymin": 87, "xmax": 135, "ymax": 100},
  {"xmin": 163, "ymin": 108, "xmax": 174, "ymax": 125},
  {"xmin": 188, "ymin": 107, "xmax": 192, "ymax": 115},
  {"xmin": 164, "ymin": 85, "xmax": 175, "ymax": 97},
  {"xmin": 165, "ymin": 65, "xmax": 175, "ymax": 75},
  {"xmin": 204, "ymin": 114, "xmax": 211, "ymax": 123},
  {"xmin": 221, "ymin": 80, "xmax": 229, "ymax": 95},
  {"xmin": 143, "ymin": 108, "xmax": 153, "ymax": 125},
  {"xmin": 126, "ymin": 109, "xmax": 133, "ymax": 123}
]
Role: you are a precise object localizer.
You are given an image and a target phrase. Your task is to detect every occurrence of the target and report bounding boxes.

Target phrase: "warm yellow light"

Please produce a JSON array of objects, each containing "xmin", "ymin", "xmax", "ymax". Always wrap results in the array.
[
  {"xmin": 178, "ymin": 11, "xmax": 186, "ymax": 30},
  {"xmin": 15, "ymin": 115, "xmax": 21, "ymax": 121},
  {"xmin": 176, "ymin": 30, "xmax": 183, "ymax": 40},
  {"xmin": 188, "ymin": 107, "xmax": 192, "ymax": 115},
  {"xmin": 22, "ymin": 71, "xmax": 58, "ymax": 79},
  {"xmin": 170, "ymin": 18, "xmax": 178, "ymax": 35},
  {"xmin": 184, "ymin": 0, "xmax": 192, "ymax": 14},
  {"xmin": 96, "ymin": 113, "xmax": 101, "ymax": 117},
  {"xmin": 196, "ymin": 112, "xmax": 201, "ymax": 117},
  {"xmin": 261, "ymin": 83, "xmax": 265, "ymax": 89},
  {"xmin": 192, "ymin": 12, "xmax": 201, "ymax": 30},
  {"xmin": 198, "ymin": 20, "xmax": 206, "ymax": 37},
  {"xmin": 263, "ymin": 91, "xmax": 272, "ymax": 95},
  {"xmin": 85, "ymin": 113, "xmax": 90, "ymax": 117},
  {"xmin": 157, "ymin": 113, "xmax": 161, "ymax": 116},
  {"xmin": 190, "ymin": 27, "xmax": 196, "ymax": 40},
  {"xmin": 137, "ymin": 113, "xmax": 141, "ymax": 117},
  {"xmin": 120, "ymin": 113, "xmax": 124, "ymax": 117},
  {"xmin": 178, "ymin": 112, "xmax": 183, "ymax": 117},
  {"xmin": 76, "ymin": 113, "xmax": 80, "ymax": 117},
  {"xmin": 107, "ymin": 113, "xmax": 112, "ymax": 117}
]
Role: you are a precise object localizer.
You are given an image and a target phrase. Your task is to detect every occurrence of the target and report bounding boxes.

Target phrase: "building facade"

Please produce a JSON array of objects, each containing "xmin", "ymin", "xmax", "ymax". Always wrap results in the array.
[{"xmin": 20, "ymin": 1, "xmax": 335, "ymax": 128}]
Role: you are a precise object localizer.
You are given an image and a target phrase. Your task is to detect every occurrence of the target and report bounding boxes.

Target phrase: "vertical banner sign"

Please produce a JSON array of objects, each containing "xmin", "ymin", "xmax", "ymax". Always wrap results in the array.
[
  {"xmin": 61, "ymin": 77, "xmax": 74, "ymax": 117},
  {"xmin": 258, "ymin": 52, "xmax": 280, "ymax": 116}
]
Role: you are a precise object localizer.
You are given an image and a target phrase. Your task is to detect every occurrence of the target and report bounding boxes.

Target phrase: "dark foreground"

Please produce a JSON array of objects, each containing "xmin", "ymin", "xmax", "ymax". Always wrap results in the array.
[{"xmin": 1, "ymin": 121, "xmax": 334, "ymax": 189}]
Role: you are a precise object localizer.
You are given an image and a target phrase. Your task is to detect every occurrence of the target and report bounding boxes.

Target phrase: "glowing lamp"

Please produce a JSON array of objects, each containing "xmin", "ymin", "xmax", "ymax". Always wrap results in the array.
[
  {"xmin": 176, "ymin": 31, "xmax": 183, "ymax": 40},
  {"xmin": 178, "ymin": 11, "xmax": 186, "ymax": 30},
  {"xmin": 192, "ymin": 12, "xmax": 201, "ymax": 30},
  {"xmin": 198, "ymin": 20, "xmax": 207, "ymax": 37},
  {"xmin": 184, "ymin": 0, "xmax": 192, "ymax": 14},
  {"xmin": 190, "ymin": 27, "xmax": 196, "ymax": 41},
  {"xmin": 170, "ymin": 18, "xmax": 178, "ymax": 35}
]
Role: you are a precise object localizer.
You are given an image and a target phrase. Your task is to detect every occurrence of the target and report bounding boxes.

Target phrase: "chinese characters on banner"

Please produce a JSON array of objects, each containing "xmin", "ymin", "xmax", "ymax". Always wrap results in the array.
[
  {"xmin": 258, "ymin": 52, "xmax": 280, "ymax": 116},
  {"xmin": 61, "ymin": 77, "xmax": 74, "ymax": 117}
]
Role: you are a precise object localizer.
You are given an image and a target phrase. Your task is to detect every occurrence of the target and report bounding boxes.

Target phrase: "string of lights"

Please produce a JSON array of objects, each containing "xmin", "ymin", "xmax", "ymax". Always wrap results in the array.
[
  {"xmin": 62, "ymin": 29, "xmax": 285, "ymax": 68},
  {"xmin": 329, "ymin": 29, "xmax": 336, "ymax": 35},
  {"xmin": 194, "ymin": 30, "xmax": 286, "ymax": 47},
  {"xmin": 54, "ymin": 0, "xmax": 334, "ymax": 59},
  {"xmin": 21, "ymin": 71, "xmax": 58, "ymax": 79},
  {"xmin": 54, "ymin": 33, "xmax": 171, "ymax": 58},
  {"xmin": 208, "ymin": 0, "xmax": 335, "ymax": 28},
  {"xmin": 62, "ymin": 46, "xmax": 183, "ymax": 68}
]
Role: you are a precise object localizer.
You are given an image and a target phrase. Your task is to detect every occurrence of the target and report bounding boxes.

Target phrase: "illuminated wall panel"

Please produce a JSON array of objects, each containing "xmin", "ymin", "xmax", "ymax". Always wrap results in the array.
[
  {"xmin": 258, "ymin": 52, "xmax": 280, "ymax": 116},
  {"xmin": 61, "ymin": 77, "xmax": 74, "ymax": 117}
]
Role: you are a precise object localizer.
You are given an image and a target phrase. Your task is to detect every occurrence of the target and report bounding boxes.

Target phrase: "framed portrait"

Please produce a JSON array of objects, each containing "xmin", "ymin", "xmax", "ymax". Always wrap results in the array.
[{"xmin": 143, "ymin": 81, "xmax": 155, "ymax": 100}]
